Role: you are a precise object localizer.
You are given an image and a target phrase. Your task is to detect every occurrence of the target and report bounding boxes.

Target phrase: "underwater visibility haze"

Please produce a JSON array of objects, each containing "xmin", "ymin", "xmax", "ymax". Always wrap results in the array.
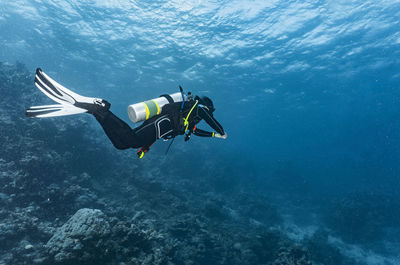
[{"xmin": 0, "ymin": 0, "xmax": 400, "ymax": 264}]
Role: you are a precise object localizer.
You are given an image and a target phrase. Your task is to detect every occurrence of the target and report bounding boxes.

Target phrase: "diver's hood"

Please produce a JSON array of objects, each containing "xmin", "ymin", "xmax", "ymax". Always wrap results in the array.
[{"xmin": 196, "ymin": 95, "xmax": 215, "ymax": 112}]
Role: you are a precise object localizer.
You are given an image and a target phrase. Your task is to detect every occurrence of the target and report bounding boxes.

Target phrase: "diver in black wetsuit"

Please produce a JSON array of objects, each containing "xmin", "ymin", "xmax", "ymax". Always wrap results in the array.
[
  {"xmin": 26, "ymin": 68, "xmax": 227, "ymax": 158},
  {"xmin": 93, "ymin": 95, "xmax": 227, "ymax": 158}
]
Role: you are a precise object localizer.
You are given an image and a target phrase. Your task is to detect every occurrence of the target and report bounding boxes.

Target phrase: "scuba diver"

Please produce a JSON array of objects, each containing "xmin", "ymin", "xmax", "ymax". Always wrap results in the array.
[{"xmin": 26, "ymin": 68, "xmax": 227, "ymax": 158}]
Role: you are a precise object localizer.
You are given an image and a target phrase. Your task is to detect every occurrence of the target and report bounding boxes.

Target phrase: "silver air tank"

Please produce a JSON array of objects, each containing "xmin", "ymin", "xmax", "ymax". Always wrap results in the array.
[{"xmin": 127, "ymin": 92, "xmax": 185, "ymax": 123}]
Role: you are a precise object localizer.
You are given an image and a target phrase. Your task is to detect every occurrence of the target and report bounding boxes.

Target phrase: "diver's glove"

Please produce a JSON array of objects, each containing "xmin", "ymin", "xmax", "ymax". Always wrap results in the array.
[{"xmin": 214, "ymin": 132, "xmax": 227, "ymax": 139}]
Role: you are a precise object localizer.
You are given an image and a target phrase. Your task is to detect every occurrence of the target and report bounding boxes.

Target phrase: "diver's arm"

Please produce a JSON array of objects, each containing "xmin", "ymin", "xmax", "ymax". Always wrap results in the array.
[
  {"xmin": 198, "ymin": 106, "xmax": 225, "ymax": 135},
  {"xmin": 192, "ymin": 127, "xmax": 227, "ymax": 139},
  {"xmin": 193, "ymin": 127, "xmax": 214, "ymax": 137}
]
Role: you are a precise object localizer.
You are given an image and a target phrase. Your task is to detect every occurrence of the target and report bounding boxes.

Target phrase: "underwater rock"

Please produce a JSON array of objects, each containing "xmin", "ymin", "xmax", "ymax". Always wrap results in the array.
[
  {"xmin": 271, "ymin": 246, "xmax": 311, "ymax": 265},
  {"xmin": 45, "ymin": 208, "xmax": 112, "ymax": 264},
  {"xmin": 24, "ymin": 244, "xmax": 34, "ymax": 250}
]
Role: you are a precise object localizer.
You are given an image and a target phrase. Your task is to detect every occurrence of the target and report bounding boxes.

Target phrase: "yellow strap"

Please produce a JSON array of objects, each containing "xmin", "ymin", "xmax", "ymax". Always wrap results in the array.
[
  {"xmin": 183, "ymin": 100, "xmax": 198, "ymax": 131},
  {"xmin": 152, "ymin": 100, "xmax": 160, "ymax": 115},
  {"xmin": 143, "ymin": 102, "xmax": 150, "ymax": 120},
  {"xmin": 139, "ymin": 152, "xmax": 144, "ymax": 159},
  {"xmin": 212, "ymin": 132, "xmax": 215, "ymax": 137}
]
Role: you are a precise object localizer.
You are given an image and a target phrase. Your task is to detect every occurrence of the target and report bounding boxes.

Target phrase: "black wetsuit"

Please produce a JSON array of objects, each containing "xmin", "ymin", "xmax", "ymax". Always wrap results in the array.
[{"xmin": 93, "ymin": 100, "xmax": 225, "ymax": 152}]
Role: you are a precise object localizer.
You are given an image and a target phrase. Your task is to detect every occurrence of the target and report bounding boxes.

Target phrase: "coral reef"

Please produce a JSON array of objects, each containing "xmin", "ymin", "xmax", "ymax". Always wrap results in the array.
[{"xmin": 46, "ymin": 208, "xmax": 111, "ymax": 263}]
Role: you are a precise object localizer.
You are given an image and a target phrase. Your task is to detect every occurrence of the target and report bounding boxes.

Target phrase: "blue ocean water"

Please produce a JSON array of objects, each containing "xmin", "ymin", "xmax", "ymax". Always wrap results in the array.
[{"xmin": 1, "ymin": 0, "xmax": 400, "ymax": 264}]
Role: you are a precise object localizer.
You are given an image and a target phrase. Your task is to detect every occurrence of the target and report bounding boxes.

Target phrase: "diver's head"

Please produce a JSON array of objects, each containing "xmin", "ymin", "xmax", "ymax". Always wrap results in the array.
[{"xmin": 196, "ymin": 95, "xmax": 215, "ymax": 113}]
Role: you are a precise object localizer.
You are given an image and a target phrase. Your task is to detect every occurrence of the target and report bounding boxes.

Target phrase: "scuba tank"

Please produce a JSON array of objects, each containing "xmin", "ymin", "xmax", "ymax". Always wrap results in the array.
[{"xmin": 127, "ymin": 92, "xmax": 186, "ymax": 123}]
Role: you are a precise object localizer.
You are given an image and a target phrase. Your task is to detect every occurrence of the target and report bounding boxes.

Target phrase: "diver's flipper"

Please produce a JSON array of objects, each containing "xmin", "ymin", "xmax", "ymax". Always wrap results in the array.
[
  {"xmin": 26, "ymin": 104, "xmax": 87, "ymax": 118},
  {"xmin": 34, "ymin": 68, "xmax": 94, "ymax": 105},
  {"xmin": 27, "ymin": 68, "xmax": 110, "ymax": 118}
]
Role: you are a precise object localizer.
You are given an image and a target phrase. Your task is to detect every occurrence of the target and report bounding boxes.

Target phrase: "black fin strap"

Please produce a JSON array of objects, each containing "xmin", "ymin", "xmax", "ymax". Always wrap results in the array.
[{"xmin": 160, "ymin": 94, "xmax": 174, "ymax": 104}]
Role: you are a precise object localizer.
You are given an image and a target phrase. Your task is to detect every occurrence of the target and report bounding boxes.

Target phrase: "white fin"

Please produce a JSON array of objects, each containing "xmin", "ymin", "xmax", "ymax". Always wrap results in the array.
[
  {"xmin": 34, "ymin": 68, "xmax": 95, "ymax": 105},
  {"xmin": 26, "ymin": 104, "xmax": 87, "ymax": 118}
]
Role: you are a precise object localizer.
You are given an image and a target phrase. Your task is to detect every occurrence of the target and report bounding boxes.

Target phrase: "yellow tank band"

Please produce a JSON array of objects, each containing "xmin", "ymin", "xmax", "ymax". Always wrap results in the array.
[
  {"xmin": 143, "ymin": 102, "xmax": 150, "ymax": 120},
  {"xmin": 139, "ymin": 152, "xmax": 144, "ymax": 158},
  {"xmin": 152, "ymin": 100, "xmax": 160, "ymax": 115},
  {"xmin": 212, "ymin": 132, "xmax": 215, "ymax": 137}
]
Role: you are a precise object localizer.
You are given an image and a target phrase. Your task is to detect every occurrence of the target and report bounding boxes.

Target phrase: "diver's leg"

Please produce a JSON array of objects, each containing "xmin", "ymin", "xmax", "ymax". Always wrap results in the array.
[{"xmin": 93, "ymin": 110, "xmax": 142, "ymax": 150}]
